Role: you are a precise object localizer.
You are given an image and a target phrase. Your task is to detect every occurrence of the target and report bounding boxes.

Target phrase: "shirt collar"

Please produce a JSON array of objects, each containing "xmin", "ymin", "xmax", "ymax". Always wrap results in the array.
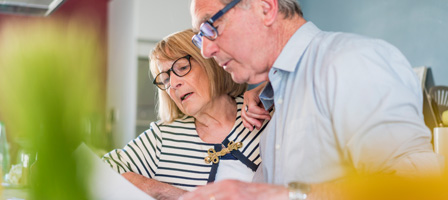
[
  {"xmin": 272, "ymin": 22, "xmax": 321, "ymax": 72},
  {"xmin": 259, "ymin": 81, "xmax": 274, "ymax": 111}
]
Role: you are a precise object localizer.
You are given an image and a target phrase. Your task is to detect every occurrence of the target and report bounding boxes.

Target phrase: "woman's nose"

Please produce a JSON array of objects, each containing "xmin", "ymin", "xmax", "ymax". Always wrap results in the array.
[{"xmin": 169, "ymin": 73, "xmax": 183, "ymax": 89}]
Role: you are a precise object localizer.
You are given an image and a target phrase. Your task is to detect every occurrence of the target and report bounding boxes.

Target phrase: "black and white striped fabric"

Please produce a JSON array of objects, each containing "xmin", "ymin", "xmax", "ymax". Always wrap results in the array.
[{"xmin": 102, "ymin": 96, "xmax": 270, "ymax": 191}]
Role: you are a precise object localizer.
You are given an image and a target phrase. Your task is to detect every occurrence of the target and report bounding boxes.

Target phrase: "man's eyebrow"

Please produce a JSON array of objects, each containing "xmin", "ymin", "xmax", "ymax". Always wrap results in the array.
[
  {"xmin": 202, "ymin": 14, "xmax": 212, "ymax": 23},
  {"xmin": 196, "ymin": 13, "xmax": 212, "ymax": 28}
]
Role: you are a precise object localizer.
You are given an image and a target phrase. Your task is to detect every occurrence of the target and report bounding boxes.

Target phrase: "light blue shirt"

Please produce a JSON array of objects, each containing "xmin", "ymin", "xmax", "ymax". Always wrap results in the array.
[{"xmin": 255, "ymin": 22, "xmax": 441, "ymax": 185}]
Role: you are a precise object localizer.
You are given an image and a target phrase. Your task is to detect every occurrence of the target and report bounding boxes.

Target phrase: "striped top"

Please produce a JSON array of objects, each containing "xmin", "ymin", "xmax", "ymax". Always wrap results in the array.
[{"xmin": 102, "ymin": 96, "xmax": 270, "ymax": 191}]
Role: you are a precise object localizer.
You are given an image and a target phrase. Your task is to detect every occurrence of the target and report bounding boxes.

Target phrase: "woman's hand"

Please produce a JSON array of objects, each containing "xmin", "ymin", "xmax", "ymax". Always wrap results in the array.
[
  {"xmin": 242, "ymin": 82, "xmax": 271, "ymax": 131},
  {"xmin": 180, "ymin": 179, "xmax": 288, "ymax": 200},
  {"xmin": 122, "ymin": 172, "xmax": 187, "ymax": 200}
]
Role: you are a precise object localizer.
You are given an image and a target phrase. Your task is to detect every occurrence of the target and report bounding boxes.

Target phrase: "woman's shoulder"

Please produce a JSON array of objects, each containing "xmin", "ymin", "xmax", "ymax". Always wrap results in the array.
[
  {"xmin": 150, "ymin": 116, "xmax": 194, "ymax": 126},
  {"xmin": 153, "ymin": 116, "xmax": 197, "ymax": 133},
  {"xmin": 234, "ymin": 95, "xmax": 244, "ymax": 102},
  {"xmin": 234, "ymin": 95, "xmax": 244, "ymax": 110}
]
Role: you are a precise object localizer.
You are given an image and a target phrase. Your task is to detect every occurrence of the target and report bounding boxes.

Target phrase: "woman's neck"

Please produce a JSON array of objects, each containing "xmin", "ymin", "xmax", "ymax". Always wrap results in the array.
[{"xmin": 194, "ymin": 94, "xmax": 237, "ymax": 143}]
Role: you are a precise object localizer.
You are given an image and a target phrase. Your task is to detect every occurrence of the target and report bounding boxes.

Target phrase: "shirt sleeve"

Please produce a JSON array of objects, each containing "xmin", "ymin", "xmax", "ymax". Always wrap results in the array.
[
  {"xmin": 102, "ymin": 122, "xmax": 162, "ymax": 178},
  {"xmin": 323, "ymin": 38, "xmax": 442, "ymax": 176}
]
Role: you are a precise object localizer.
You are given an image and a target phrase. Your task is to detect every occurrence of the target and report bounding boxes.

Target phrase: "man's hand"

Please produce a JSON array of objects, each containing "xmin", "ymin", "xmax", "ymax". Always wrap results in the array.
[
  {"xmin": 242, "ymin": 82, "xmax": 271, "ymax": 131},
  {"xmin": 180, "ymin": 180, "xmax": 288, "ymax": 200}
]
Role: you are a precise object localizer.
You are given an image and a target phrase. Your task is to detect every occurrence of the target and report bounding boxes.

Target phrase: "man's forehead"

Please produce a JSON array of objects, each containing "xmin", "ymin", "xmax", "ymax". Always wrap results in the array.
[{"xmin": 190, "ymin": 0, "xmax": 222, "ymax": 30}]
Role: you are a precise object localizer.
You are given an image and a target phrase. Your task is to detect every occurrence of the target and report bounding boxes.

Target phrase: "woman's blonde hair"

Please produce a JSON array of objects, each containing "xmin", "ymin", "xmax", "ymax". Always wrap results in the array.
[{"xmin": 149, "ymin": 29, "xmax": 247, "ymax": 123}]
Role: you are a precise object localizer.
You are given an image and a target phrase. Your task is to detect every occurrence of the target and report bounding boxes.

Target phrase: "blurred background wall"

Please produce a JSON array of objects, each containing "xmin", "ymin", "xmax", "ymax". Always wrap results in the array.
[
  {"xmin": 2, "ymin": 0, "xmax": 447, "ymax": 149},
  {"xmin": 107, "ymin": 0, "xmax": 191, "ymax": 148},
  {"xmin": 300, "ymin": 0, "xmax": 448, "ymax": 86}
]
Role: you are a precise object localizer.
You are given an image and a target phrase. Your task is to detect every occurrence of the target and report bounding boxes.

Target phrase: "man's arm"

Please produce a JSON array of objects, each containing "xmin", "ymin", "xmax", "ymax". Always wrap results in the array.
[{"xmin": 122, "ymin": 172, "xmax": 187, "ymax": 200}]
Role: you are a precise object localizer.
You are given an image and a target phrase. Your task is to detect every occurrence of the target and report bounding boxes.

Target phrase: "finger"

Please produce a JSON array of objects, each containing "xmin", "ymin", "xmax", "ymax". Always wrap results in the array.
[
  {"xmin": 243, "ymin": 114, "xmax": 263, "ymax": 130},
  {"xmin": 254, "ymin": 119, "xmax": 263, "ymax": 130},
  {"xmin": 241, "ymin": 104, "xmax": 252, "ymax": 125},
  {"xmin": 245, "ymin": 105, "xmax": 271, "ymax": 121},
  {"xmin": 241, "ymin": 103, "xmax": 251, "ymax": 128},
  {"xmin": 242, "ymin": 100, "xmax": 250, "ymax": 116},
  {"xmin": 254, "ymin": 119, "xmax": 264, "ymax": 130},
  {"xmin": 245, "ymin": 105, "xmax": 269, "ymax": 116},
  {"xmin": 241, "ymin": 107, "xmax": 255, "ymax": 126},
  {"xmin": 242, "ymin": 117, "xmax": 254, "ymax": 131},
  {"xmin": 245, "ymin": 111, "xmax": 271, "ymax": 121}
]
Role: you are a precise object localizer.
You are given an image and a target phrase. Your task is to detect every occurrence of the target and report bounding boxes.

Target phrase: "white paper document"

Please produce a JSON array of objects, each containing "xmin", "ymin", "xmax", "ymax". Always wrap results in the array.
[{"xmin": 74, "ymin": 143, "xmax": 154, "ymax": 200}]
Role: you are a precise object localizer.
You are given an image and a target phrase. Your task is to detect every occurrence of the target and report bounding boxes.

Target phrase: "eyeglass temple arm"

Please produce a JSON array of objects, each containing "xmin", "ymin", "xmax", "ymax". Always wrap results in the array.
[{"xmin": 209, "ymin": 0, "xmax": 241, "ymax": 23}]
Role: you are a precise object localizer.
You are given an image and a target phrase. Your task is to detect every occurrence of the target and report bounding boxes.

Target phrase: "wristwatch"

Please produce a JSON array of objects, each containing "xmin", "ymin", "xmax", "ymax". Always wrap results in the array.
[{"xmin": 288, "ymin": 182, "xmax": 311, "ymax": 200}]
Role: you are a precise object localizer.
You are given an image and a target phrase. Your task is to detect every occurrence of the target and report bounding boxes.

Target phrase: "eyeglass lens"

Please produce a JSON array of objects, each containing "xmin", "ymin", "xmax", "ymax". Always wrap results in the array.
[
  {"xmin": 154, "ymin": 56, "xmax": 191, "ymax": 90},
  {"xmin": 193, "ymin": 23, "xmax": 218, "ymax": 49},
  {"xmin": 191, "ymin": 0, "xmax": 241, "ymax": 49},
  {"xmin": 202, "ymin": 23, "xmax": 216, "ymax": 38},
  {"xmin": 192, "ymin": 22, "xmax": 218, "ymax": 49},
  {"xmin": 192, "ymin": 34, "xmax": 203, "ymax": 49}
]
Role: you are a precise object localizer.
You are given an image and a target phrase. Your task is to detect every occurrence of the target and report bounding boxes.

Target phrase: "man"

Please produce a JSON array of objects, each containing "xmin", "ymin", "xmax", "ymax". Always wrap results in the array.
[{"xmin": 184, "ymin": 0, "xmax": 442, "ymax": 199}]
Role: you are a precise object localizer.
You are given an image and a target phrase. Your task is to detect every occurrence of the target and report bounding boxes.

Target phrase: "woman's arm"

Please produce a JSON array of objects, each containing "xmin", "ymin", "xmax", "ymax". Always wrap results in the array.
[
  {"xmin": 242, "ymin": 82, "xmax": 271, "ymax": 131},
  {"xmin": 122, "ymin": 172, "xmax": 187, "ymax": 200}
]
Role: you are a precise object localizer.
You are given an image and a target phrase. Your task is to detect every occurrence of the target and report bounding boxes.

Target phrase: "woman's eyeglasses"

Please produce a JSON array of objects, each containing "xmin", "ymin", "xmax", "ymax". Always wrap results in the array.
[
  {"xmin": 191, "ymin": 0, "xmax": 241, "ymax": 49},
  {"xmin": 153, "ymin": 55, "xmax": 192, "ymax": 90}
]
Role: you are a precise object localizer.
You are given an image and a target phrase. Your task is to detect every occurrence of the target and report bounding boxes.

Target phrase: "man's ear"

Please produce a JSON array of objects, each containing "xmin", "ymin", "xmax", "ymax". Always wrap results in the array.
[{"xmin": 260, "ymin": 0, "xmax": 278, "ymax": 26}]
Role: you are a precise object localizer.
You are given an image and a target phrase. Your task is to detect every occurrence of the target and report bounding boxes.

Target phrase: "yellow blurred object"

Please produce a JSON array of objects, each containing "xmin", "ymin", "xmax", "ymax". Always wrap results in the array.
[
  {"xmin": 442, "ymin": 110, "xmax": 448, "ymax": 126},
  {"xmin": 342, "ymin": 174, "xmax": 448, "ymax": 200},
  {"xmin": 0, "ymin": 168, "xmax": 3, "ymax": 196}
]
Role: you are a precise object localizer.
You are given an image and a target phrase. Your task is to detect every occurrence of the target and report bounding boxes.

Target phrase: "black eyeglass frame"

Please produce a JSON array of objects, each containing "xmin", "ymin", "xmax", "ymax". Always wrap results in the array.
[
  {"xmin": 191, "ymin": 0, "xmax": 241, "ymax": 49},
  {"xmin": 152, "ymin": 55, "xmax": 192, "ymax": 90}
]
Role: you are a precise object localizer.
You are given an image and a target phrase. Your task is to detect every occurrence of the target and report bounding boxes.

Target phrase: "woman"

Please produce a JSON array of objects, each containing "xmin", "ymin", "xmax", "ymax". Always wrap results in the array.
[{"xmin": 102, "ymin": 29, "xmax": 271, "ymax": 200}]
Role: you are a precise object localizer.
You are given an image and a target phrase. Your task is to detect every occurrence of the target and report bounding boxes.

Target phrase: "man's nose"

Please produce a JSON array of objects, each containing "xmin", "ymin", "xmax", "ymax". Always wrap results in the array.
[{"xmin": 201, "ymin": 37, "xmax": 219, "ymax": 59}]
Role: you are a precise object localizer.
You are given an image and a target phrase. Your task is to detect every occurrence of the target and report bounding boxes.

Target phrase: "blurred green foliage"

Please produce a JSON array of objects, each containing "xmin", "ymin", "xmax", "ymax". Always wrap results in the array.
[{"xmin": 0, "ymin": 18, "xmax": 104, "ymax": 199}]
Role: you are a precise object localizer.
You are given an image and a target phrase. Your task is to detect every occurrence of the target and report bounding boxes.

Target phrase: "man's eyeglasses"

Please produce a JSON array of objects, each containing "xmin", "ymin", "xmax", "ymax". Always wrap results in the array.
[
  {"xmin": 153, "ymin": 55, "xmax": 192, "ymax": 90},
  {"xmin": 191, "ymin": 0, "xmax": 241, "ymax": 49}
]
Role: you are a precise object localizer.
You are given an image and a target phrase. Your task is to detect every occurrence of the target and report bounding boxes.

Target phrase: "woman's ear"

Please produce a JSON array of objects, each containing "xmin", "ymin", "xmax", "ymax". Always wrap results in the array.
[{"xmin": 260, "ymin": 0, "xmax": 278, "ymax": 26}]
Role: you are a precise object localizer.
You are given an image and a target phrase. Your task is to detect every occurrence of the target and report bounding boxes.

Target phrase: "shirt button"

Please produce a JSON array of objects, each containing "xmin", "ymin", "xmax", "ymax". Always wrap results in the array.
[
  {"xmin": 275, "ymin": 144, "xmax": 281, "ymax": 150},
  {"xmin": 278, "ymin": 99, "xmax": 283, "ymax": 104}
]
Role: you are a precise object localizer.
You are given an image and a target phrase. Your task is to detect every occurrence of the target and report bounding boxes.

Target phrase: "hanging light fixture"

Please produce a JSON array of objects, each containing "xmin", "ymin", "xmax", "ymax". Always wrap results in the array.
[{"xmin": 0, "ymin": 0, "xmax": 67, "ymax": 16}]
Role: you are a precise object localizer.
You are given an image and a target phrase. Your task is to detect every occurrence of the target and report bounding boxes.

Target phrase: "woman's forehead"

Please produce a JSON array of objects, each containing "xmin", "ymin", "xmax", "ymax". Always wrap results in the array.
[{"xmin": 156, "ymin": 59, "xmax": 174, "ymax": 71}]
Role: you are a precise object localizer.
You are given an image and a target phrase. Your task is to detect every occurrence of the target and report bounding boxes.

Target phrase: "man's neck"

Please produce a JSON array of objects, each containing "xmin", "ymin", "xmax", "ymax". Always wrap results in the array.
[{"xmin": 266, "ymin": 15, "xmax": 307, "ymax": 73}]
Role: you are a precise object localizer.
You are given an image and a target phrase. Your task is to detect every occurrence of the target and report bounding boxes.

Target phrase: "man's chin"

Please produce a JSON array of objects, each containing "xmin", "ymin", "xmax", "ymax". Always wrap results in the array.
[
  {"xmin": 228, "ymin": 69, "xmax": 266, "ymax": 84},
  {"xmin": 230, "ymin": 73, "xmax": 247, "ymax": 84}
]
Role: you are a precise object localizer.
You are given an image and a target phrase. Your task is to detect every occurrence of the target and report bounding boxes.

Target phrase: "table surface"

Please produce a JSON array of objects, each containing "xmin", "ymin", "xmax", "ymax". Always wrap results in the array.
[{"xmin": 1, "ymin": 185, "xmax": 28, "ymax": 200}]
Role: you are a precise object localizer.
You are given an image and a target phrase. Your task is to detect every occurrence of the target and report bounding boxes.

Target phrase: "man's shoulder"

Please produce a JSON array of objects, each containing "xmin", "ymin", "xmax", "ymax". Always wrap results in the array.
[
  {"xmin": 307, "ymin": 31, "xmax": 401, "ymax": 73},
  {"xmin": 301, "ymin": 30, "xmax": 409, "ymax": 84},
  {"xmin": 313, "ymin": 31, "xmax": 389, "ymax": 53}
]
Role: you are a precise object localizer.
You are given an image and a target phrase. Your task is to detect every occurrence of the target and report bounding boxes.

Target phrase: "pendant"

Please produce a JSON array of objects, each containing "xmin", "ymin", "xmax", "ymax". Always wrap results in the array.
[{"xmin": 204, "ymin": 141, "xmax": 243, "ymax": 164}]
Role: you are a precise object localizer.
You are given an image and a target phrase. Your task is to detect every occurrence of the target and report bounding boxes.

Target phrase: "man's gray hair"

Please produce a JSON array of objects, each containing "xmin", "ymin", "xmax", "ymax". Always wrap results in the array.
[
  {"xmin": 221, "ymin": 0, "xmax": 303, "ymax": 18},
  {"xmin": 278, "ymin": 0, "xmax": 303, "ymax": 18}
]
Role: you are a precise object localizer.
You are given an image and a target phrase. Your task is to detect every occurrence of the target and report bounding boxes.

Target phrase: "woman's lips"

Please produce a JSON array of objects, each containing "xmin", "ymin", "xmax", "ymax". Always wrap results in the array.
[{"xmin": 181, "ymin": 92, "xmax": 193, "ymax": 101}]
